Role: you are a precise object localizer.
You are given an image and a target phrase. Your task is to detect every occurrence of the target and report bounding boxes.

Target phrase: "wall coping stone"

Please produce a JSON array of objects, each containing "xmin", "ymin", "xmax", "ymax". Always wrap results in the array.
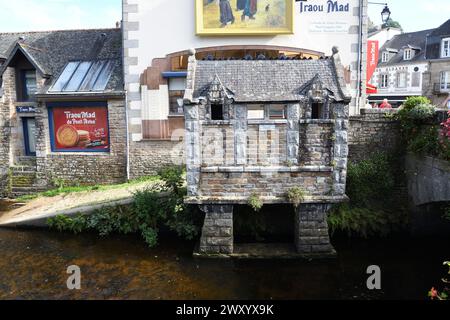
[
  {"xmin": 201, "ymin": 166, "xmax": 334, "ymax": 173},
  {"xmin": 185, "ymin": 195, "xmax": 349, "ymax": 205}
]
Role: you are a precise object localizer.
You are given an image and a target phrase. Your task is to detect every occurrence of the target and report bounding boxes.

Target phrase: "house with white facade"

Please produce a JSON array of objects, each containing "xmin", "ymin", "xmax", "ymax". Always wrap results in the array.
[{"xmin": 368, "ymin": 28, "xmax": 434, "ymax": 107}]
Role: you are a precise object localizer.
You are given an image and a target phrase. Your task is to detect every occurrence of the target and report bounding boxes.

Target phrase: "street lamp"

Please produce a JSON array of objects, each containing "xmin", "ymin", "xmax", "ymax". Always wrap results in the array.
[
  {"xmin": 381, "ymin": 5, "xmax": 391, "ymax": 24},
  {"xmin": 368, "ymin": 2, "xmax": 392, "ymax": 24}
]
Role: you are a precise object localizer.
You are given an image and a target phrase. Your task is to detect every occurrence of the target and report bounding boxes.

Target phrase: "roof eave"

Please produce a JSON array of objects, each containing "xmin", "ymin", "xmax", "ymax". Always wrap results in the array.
[
  {"xmin": 0, "ymin": 44, "xmax": 51, "ymax": 78},
  {"xmin": 35, "ymin": 91, "xmax": 125, "ymax": 100}
]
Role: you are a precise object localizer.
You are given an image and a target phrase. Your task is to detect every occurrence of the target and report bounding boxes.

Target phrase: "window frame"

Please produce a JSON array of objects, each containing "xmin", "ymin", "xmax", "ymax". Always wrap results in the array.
[
  {"xmin": 441, "ymin": 71, "xmax": 450, "ymax": 90},
  {"xmin": 441, "ymin": 38, "xmax": 450, "ymax": 58},
  {"xmin": 397, "ymin": 72, "xmax": 408, "ymax": 88},
  {"xmin": 381, "ymin": 52, "xmax": 389, "ymax": 63},
  {"xmin": 403, "ymin": 49, "xmax": 413, "ymax": 61},
  {"xmin": 18, "ymin": 69, "xmax": 37, "ymax": 102},
  {"xmin": 380, "ymin": 74, "xmax": 389, "ymax": 88}
]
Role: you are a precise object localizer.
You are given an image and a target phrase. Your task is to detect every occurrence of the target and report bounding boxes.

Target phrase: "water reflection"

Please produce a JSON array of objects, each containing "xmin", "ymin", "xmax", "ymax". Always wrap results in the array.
[{"xmin": 0, "ymin": 228, "xmax": 447, "ymax": 300}]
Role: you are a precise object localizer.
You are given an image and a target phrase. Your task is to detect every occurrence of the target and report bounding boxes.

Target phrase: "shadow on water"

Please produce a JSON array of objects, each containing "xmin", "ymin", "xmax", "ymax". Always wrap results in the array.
[{"xmin": 0, "ymin": 224, "xmax": 448, "ymax": 300}]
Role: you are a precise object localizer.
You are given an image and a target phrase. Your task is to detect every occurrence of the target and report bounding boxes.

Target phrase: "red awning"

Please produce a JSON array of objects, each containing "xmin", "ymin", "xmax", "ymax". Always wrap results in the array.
[{"xmin": 366, "ymin": 83, "xmax": 378, "ymax": 94}]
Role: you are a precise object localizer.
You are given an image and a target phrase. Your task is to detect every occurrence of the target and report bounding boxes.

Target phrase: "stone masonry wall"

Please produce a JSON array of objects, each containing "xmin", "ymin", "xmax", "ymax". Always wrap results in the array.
[
  {"xmin": 348, "ymin": 108, "xmax": 400, "ymax": 162},
  {"xmin": 0, "ymin": 68, "xmax": 15, "ymax": 197},
  {"xmin": 199, "ymin": 171, "xmax": 333, "ymax": 199},
  {"xmin": 129, "ymin": 139, "xmax": 184, "ymax": 178},
  {"xmin": 34, "ymin": 99, "xmax": 127, "ymax": 188}
]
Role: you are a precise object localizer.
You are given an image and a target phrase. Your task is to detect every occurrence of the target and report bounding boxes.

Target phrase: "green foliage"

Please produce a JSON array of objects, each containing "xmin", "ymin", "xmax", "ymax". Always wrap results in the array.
[
  {"xmin": 248, "ymin": 193, "xmax": 263, "ymax": 212},
  {"xmin": 286, "ymin": 187, "xmax": 306, "ymax": 208},
  {"xmin": 395, "ymin": 96, "xmax": 450, "ymax": 160},
  {"xmin": 47, "ymin": 166, "xmax": 201, "ymax": 248},
  {"xmin": 382, "ymin": 19, "xmax": 403, "ymax": 31},
  {"xmin": 402, "ymin": 96, "xmax": 431, "ymax": 111},
  {"xmin": 328, "ymin": 153, "xmax": 408, "ymax": 238},
  {"xmin": 407, "ymin": 126, "xmax": 441, "ymax": 156},
  {"xmin": 428, "ymin": 262, "xmax": 450, "ymax": 300},
  {"xmin": 346, "ymin": 154, "xmax": 394, "ymax": 206},
  {"xmin": 16, "ymin": 175, "xmax": 160, "ymax": 201}
]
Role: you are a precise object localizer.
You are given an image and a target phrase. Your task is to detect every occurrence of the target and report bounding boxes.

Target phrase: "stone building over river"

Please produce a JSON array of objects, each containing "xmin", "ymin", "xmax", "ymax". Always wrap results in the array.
[{"xmin": 183, "ymin": 48, "xmax": 351, "ymax": 256}]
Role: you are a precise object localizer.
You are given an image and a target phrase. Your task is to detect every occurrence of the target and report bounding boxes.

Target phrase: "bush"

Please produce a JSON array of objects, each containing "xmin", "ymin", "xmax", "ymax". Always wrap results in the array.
[
  {"xmin": 328, "ymin": 153, "xmax": 408, "ymax": 237},
  {"xmin": 47, "ymin": 165, "xmax": 202, "ymax": 247},
  {"xmin": 248, "ymin": 193, "xmax": 263, "ymax": 212},
  {"xmin": 402, "ymin": 96, "xmax": 431, "ymax": 111},
  {"xmin": 286, "ymin": 187, "xmax": 306, "ymax": 208}
]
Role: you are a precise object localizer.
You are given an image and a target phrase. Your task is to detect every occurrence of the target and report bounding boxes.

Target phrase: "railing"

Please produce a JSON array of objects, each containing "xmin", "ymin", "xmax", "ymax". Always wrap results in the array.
[{"xmin": 434, "ymin": 83, "xmax": 450, "ymax": 93}]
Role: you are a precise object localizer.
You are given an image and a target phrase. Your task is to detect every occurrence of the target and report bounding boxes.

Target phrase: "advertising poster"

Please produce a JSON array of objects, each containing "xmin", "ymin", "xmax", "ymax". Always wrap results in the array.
[{"xmin": 50, "ymin": 106, "xmax": 109, "ymax": 152}]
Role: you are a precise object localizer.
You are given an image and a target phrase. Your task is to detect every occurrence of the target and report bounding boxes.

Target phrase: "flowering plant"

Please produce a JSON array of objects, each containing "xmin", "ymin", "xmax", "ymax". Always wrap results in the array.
[{"xmin": 428, "ymin": 261, "xmax": 450, "ymax": 300}]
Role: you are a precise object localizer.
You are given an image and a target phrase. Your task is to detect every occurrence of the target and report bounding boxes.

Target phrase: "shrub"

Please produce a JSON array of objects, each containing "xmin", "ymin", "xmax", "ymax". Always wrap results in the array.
[
  {"xmin": 328, "ymin": 153, "xmax": 408, "ymax": 237},
  {"xmin": 248, "ymin": 193, "xmax": 263, "ymax": 212},
  {"xmin": 47, "ymin": 165, "xmax": 201, "ymax": 248},
  {"xmin": 286, "ymin": 187, "xmax": 306, "ymax": 208},
  {"xmin": 402, "ymin": 96, "xmax": 431, "ymax": 111}
]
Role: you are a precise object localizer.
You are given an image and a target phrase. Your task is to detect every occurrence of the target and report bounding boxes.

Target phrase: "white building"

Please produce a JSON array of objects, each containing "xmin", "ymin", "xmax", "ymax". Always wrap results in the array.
[
  {"xmin": 368, "ymin": 27, "xmax": 402, "ymax": 48},
  {"xmin": 369, "ymin": 28, "xmax": 433, "ymax": 107},
  {"xmin": 122, "ymin": 0, "xmax": 369, "ymax": 176}
]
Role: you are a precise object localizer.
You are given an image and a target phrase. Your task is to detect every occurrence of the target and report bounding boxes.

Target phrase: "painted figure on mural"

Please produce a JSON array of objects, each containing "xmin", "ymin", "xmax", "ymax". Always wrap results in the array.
[
  {"xmin": 242, "ymin": 0, "xmax": 258, "ymax": 20},
  {"xmin": 219, "ymin": 0, "xmax": 235, "ymax": 27},
  {"xmin": 236, "ymin": 0, "xmax": 246, "ymax": 11}
]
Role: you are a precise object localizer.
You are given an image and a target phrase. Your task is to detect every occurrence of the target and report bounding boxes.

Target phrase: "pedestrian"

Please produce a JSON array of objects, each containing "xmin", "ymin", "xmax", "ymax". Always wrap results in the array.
[{"xmin": 379, "ymin": 98, "xmax": 392, "ymax": 109}]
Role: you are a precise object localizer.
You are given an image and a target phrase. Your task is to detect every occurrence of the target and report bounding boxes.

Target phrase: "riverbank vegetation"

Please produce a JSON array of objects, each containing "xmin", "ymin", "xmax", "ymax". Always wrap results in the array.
[
  {"xmin": 396, "ymin": 96, "xmax": 450, "ymax": 161},
  {"xmin": 328, "ymin": 153, "xmax": 409, "ymax": 237},
  {"xmin": 47, "ymin": 166, "xmax": 201, "ymax": 247},
  {"xmin": 18, "ymin": 175, "xmax": 160, "ymax": 202}
]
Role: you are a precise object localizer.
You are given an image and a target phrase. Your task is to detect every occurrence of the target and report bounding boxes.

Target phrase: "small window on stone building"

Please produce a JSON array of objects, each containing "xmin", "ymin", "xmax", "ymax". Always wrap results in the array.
[
  {"xmin": 211, "ymin": 103, "xmax": 224, "ymax": 120},
  {"xmin": 269, "ymin": 105, "xmax": 286, "ymax": 119},
  {"xmin": 311, "ymin": 102, "xmax": 323, "ymax": 119},
  {"xmin": 247, "ymin": 105, "xmax": 265, "ymax": 120}
]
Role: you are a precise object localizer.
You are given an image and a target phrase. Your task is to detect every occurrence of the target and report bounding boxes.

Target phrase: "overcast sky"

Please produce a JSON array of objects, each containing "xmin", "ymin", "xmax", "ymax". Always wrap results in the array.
[{"xmin": 0, "ymin": 0, "xmax": 448, "ymax": 33}]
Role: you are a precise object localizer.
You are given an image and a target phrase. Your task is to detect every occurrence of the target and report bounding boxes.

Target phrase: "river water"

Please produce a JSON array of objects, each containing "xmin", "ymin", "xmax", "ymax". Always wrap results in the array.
[{"xmin": 0, "ymin": 201, "xmax": 448, "ymax": 300}]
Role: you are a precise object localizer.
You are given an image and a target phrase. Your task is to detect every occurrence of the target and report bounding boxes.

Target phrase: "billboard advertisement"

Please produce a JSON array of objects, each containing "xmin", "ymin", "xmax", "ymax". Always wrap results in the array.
[{"xmin": 49, "ymin": 105, "xmax": 110, "ymax": 152}]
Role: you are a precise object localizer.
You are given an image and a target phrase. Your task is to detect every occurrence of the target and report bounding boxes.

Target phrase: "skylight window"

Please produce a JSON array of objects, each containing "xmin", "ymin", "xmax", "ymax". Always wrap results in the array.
[{"xmin": 49, "ymin": 60, "xmax": 114, "ymax": 92}]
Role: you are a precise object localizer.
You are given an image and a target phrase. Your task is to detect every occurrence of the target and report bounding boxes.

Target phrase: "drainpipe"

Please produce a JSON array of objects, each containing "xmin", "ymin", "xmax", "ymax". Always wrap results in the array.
[
  {"xmin": 356, "ymin": 0, "xmax": 365, "ymax": 114},
  {"xmin": 120, "ymin": 16, "xmax": 131, "ymax": 181}
]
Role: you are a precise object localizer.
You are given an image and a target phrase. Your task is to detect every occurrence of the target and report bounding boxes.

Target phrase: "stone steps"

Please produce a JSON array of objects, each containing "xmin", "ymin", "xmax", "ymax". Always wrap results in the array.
[
  {"xmin": 9, "ymin": 162, "xmax": 39, "ymax": 197},
  {"xmin": 10, "ymin": 186, "xmax": 45, "ymax": 198}
]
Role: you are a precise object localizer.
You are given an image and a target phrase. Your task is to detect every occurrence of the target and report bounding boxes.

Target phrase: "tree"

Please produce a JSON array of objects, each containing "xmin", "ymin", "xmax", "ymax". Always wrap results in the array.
[
  {"xmin": 382, "ymin": 19, "xmax": 403, "ymax": 31},
  {"xmin": 368, "ymin": 18, "xmax": 379, "ymax": 34}
]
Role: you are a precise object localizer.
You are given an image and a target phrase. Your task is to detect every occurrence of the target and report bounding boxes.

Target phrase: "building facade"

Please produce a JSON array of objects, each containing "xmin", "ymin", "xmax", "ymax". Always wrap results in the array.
[
  {"xmin": 0, "ymin": 29, "xmax": 126, "ymax": 197},
  {"xmin": 122, "ymin": 0, "xmax": 369, "ymax": 177},
  {"xmin": 183, "ymin": 48, "xmax": 351, "ymax": 255},
  {"xmin": 423, "ymin": 19, "xmax": 450, "ymax": 108},
  {"xmin": 368, "ymin": 29, "xmax": 433, "ymax": 107}
]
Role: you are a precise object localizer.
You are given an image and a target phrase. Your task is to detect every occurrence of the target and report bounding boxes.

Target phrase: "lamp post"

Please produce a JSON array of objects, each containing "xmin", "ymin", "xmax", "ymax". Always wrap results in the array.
[{"xmin": 368, "ymin": 2, "xmax": 392, "ymax": 24}]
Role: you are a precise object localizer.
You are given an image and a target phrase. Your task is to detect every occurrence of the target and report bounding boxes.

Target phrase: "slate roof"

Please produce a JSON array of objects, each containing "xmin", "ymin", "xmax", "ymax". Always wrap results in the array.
[
  {"xmin": 0, "ymin": 28, "xmax": 123, "ymax": 94},
  {"xmin": 378, "ymin": 29, "xmax": 434, "ymax": 66},
  {"xmin": 426, "ymin": 19, "xmax": 450, "ymax": 60},
  {"xmin": 191, "ymin": 59, "xmax": 348, "ymax": 103}
]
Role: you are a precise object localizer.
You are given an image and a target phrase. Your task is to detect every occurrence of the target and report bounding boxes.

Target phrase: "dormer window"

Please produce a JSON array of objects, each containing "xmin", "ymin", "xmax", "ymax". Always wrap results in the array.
[
  {"xmin": 382, "ymin": 52, "xmax": 390, "ymax": 63},
  {"xmin": 404, "ymin": 49, "xmax": 413, "ymax": 61},
  {"xmin": 17, "ymin": 69, "xmax": 37, "ymax": 102},
  {"xmin": 442, "ymin": 38, "xmax": 450, "ymax": 58}
]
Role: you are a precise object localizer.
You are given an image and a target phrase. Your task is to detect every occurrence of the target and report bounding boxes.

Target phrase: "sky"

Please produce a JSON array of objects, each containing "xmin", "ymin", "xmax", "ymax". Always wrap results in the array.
[
  {"xmin": 368, "ymin": 0, "xmax": 450, "ymax": 32},
  {"xmin": 0, "ymin": 0, "xmax": 122, "ymax": 32},
  {"xmin": 0, "ymin": 0, "xmax": 448, "ymax": 33}
]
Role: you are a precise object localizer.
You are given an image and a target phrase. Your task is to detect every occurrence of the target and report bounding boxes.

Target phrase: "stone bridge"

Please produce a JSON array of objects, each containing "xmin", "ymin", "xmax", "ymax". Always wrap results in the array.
[{"xmin": 406, "ymin": 154, "xmax": 450, "ymax": 206}]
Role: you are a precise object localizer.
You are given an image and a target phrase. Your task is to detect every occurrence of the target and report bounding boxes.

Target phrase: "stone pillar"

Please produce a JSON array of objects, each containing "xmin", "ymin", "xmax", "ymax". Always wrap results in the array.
[
  {"xmin": 295, "ymin": 203, "xmax": 335, "ymax": 255},
  {"xmin": 286, "ymin": 103, "xmax": 300, "ymax": 165},
  {"xmin": 199, "ymin": 204, "xmax": 234, "ymax": 254}
]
